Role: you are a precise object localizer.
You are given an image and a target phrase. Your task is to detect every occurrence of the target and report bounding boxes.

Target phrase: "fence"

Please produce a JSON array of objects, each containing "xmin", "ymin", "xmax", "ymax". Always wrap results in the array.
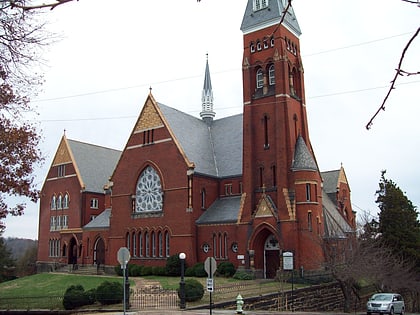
[{"xmin": 130, "ymin": 287, "xmax": 179, "ymax": 310}]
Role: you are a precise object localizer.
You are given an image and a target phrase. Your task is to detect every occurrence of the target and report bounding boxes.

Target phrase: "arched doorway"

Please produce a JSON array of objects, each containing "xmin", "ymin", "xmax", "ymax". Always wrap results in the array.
[
  {"xmin": 68, "ymin": 237, "xmax": 78, "ymax": 265},
  {"xmin": 264, "ymin": 234, "xmax": 280, "ymax": 278},
  {"xmin": 94, "ymin": 237, "xmax": 105, "ymax": 266}
]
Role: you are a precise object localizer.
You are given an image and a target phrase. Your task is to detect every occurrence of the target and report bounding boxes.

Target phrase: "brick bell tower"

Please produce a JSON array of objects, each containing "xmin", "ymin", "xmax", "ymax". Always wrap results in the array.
[{"xmin": 240, "ymin": 0, "xmax": 325, "ymax": 273}]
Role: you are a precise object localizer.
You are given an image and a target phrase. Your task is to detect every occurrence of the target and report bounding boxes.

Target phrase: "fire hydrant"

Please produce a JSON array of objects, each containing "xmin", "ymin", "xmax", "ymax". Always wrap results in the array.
[{"xmin": 236, "ymin": 293, "xmax": 244, "ymax": 314}]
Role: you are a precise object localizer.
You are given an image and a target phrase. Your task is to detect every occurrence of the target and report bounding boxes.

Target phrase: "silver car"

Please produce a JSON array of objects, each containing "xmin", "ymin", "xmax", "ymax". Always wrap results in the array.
[{"xmin": 367, "ymin": 293, "xmax": 405, "ymax": 315}]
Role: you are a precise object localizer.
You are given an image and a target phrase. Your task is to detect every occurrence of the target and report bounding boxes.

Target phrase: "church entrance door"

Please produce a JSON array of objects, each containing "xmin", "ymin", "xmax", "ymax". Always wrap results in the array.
[{"xmin": 264, "ymin": 234, "xmax": 280, "ymax": 278}]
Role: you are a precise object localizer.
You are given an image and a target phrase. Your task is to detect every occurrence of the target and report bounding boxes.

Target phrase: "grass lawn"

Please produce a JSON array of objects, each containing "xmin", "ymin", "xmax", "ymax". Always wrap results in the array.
[
  {"xmin": 0, "ymin": 273, "xmax": 127, "ymax": 310},
  {"xmin": 0, "ymin": 273, "xmax": 304, "ymax": 310}
]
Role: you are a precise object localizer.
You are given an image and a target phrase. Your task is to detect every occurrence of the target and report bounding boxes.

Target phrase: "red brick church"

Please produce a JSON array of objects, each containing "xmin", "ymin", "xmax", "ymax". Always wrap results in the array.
[{"xmin": 37, "ymin": 0, "xmax": 356, "ymax": 278}]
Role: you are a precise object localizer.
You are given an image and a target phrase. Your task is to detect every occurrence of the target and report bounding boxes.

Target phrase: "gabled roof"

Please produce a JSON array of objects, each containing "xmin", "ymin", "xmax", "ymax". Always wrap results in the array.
[
  {"xmin": 322, "ymin": 191, "xmax": 353, "ymax": 239},
  {"xmin": 67, "ymin": 139, "xmax": 121, "ymax": 192},
  {"xmin": 321, "ymin": 167, "xmax": 351, "ymax": 205},
  {"xmin": 159, "ymin": 104, "xmax": 243, "ymax": 178},
  {"xmin": 83, "ymin": 208, "xmax": 111, "ymax": 230},
  {"xmin": 196, "ymin": 196, "xmax": 242, "ymax": 225},
  {"xmin": 241, "ymin": 0, "xmax": 301, "ymax": 36},
  {"xmin": 291, "ymin": 135, "xmax": 318, "ymax": 171}
]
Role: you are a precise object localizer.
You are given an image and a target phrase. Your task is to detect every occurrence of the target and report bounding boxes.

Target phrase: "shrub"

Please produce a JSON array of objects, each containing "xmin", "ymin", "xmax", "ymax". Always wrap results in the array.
[
  {"xmin": 63, "ymin": 284, "xmax": 94, "ymax": 310},
  {"xmin": 96, "ymin": 281, "xmax": 124, "ymax": 305},
  {"xmin": 129, "ymin": 264, "xmax": 143, "ymax": 277},
  {"xmin": 233, "ymin": 270, "xmax": 255, "ymax": 280},
  {"xmin": 114, "ymin": 264, "xmax": 123, "ymax": 276},
  {"xmin": 217, "ymin": 261, "xmax": 236, "ymax": 277},
  {"xmin": 178, "ymin": 278, "xmax": 204, "ymax": 302},
  {"xmin": 141, "ymin": 265, "xmax": 153, "ymax": 276},
  {"xmin": 166, "ymin": 254, "xmax": 187, "ymax": 276},
  {"xmin": 152, "ymin": 266, "xmax": 167, "ymax": 276},
  {"xmin": 192, "ymin": 262, "xmax": 207, "ymax": 277}
]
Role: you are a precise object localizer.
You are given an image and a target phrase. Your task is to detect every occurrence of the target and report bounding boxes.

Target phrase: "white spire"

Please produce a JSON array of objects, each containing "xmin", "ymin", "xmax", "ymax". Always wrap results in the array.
[{"xmin": 200, "ymin": 54, "xmax": 215, "ymax": 123}]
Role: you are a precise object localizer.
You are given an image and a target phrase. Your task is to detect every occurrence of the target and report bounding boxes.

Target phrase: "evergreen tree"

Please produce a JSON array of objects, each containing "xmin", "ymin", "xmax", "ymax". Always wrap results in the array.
[
  {"xmin": 0, "ymin": 235, "xmax": 16, "ymax": 282},
  {"xmin": 375, "ymin": 170, "xmax": 420, "ymax": 268}
]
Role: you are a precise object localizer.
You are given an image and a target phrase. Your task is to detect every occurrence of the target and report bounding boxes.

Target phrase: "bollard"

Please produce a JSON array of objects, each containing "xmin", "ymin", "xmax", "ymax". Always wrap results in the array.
[{"xmin": 236, "ymin": 293, "xmax": 244, "ymax": 314}]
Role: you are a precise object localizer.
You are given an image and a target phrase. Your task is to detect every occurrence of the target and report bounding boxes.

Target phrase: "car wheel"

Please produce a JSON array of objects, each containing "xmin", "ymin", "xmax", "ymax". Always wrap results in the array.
[
  {"xmin": 389, "ymin": 307, "xmax": 395, "ymax": 315},
  {"xmin": 400, "ymin": 307, "xmax": 405, "ymax": 315},
  {"xmin": 367, "ymin": 313, "xmax": 371, "ymax": 315}
]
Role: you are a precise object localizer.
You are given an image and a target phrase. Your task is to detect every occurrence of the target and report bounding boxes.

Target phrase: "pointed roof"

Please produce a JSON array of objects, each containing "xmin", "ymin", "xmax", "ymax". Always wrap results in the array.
[
  {"xmin": 241, "ymin": 0, "xmax": 301, "ymax": 36},
  {"xmin": 159, "ymin": 103, "xmax": 243, "ymax": 177},
  {"xmin": 67, "ymin": 140, "xmax": 121, "ymax": 192},
  {"xmin": 321, "ymin": 166, "xmax": 351, "ymax": 205},
  {"xmin": 50, "ymin": 135, "xmax": 121, "ymax": 193},
  {"xmin": 291, "ymin": 135, "xmax": 318, "ymax": 171},
  {"xmin": 200, "ymin": 54, "xmax": 215, "ymax": 122}
]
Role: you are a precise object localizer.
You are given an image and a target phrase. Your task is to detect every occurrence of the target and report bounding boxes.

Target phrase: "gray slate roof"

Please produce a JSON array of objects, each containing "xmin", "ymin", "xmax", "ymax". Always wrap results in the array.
[
  {"xmin": 291, "ymin": 136, "xmax": 318, "ymax": 171},
  {"xmin": 323, "ymin": 191, "xmax": 353, "ymax": 238},
  {"xmin": 321, "ymin": 169, "xmax": 340, "ymax": 205},
  {"xmin": 241, "ymin": 0, "xmax": 301, "ymax": 36},
  {"xmin": 159, "ymin": 104, "xmax": 243, "ymax": 178},
  {"xmin": 68, "ymin": 140, "xmax": 121, "ymax": 193},
  {"xmin": 196, "ymin": 196, "xmax": 241, "ymax": 225},
  {"xmin": 84, "ymin": 208, "xmax": 111, "ymax": 230}
]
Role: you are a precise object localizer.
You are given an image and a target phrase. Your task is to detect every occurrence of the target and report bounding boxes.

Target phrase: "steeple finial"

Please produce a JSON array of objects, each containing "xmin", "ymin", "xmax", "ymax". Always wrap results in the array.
[{"xmin": 200, "ymin": 54, "xmax": 215, "ymax": 124}]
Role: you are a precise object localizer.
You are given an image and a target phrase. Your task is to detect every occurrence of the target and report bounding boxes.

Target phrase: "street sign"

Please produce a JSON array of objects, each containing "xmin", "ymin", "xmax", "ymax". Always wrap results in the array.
[
  {"xmin": 206, "ymin": 278, "xmax": 214, "ymax": 292},
  {"xmin": 117, "ymin": 247, "xmax": 131, "ymax": 267},
  {"xmin": 204, "ymin": 257, "xmax": 217, "ymax": 277},
  {"xmin": 283, "ymin": 251, "xmax": 293, "ymax": 270}
]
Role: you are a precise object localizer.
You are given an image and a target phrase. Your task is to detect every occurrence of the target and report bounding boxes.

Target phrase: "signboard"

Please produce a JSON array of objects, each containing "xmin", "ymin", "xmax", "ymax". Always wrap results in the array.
[
  {"xmin": 206, "ymin": 278, "xmax": 214, "ymax": 292},
  {"xmin": 283, "ymin": 251, "xmax": 293, "ymax": 270},
  {"xmin": 204, "ymin": 257, "xmax": 217, "ymax": 277},
  {"xmin": 117, "ymin": 247, "xmax": 131, "ymax": 267}
]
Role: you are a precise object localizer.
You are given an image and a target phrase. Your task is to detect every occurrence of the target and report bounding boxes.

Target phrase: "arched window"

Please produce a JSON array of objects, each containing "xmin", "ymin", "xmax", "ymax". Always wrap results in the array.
[
  {"xmin": 268, "ymin": 64, "xmax": 275, "ymax": 85},
  {"xmin": 57, "ymin": 194, "xmax": 63, "ymax": 209},
  {"xmin": 51, "ymin": 195, "xmax": 57, "ymax": 210},
  {"xmin": 151, "ymin": 231, "xmax": 156, "ymax": 257},
  {"xmin": 139, "ymin": 232, "xmax": 143, "ymax": 257},
  {"xmin": 63, "ymin": 193, "xmax": 69, "ymax": 209},
  {"xmin": 201, "ymin": 189, "xmax": 206, "ymax": 209},
  {"xmin": 132, "ymin": 232, "xmax": 137, "ymax": 257},
  {"xmin": 250, "ymin": 42, "xmax": 255, "ymax": 53},
  {"xmin": 158, "ymin": 231, "xmax": 163, "ymax": 257},
  {"xmin": 135, "ymin": 166, "xmax": 163, "ymax": 212},
  {"xmin": 165, "ymin": 231, "xmax": 170, "ymax": 257},
  {"xmin": 126, "ymin": 232, "xmax": 130, "ymax": 253},
  {"xmin": 263, "ymin": 114, "xmax": 269, "ymax": 149},
  {"xmin": 145, "ymin": 232, "xmax": 149, "ymax": 257},
  {"xmin": 256, "ymin": 69, "xmax": 263, "ymax": 89}
]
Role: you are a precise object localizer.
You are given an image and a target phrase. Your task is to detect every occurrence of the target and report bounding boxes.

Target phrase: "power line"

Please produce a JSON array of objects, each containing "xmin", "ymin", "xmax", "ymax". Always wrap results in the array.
[{"xmin": 31, "ymin": 30, "xmax": 417, "ymax": 104}]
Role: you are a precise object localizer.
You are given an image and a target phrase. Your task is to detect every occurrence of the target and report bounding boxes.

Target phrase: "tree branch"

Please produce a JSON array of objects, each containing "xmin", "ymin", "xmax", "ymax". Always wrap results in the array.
[
  {"xmin": 10, "ymin": 0, "xmax": 78, "ymax": 11},
  {"xmin": 366, "ymin": 27, "xmax": 420, "ymax": 130}
]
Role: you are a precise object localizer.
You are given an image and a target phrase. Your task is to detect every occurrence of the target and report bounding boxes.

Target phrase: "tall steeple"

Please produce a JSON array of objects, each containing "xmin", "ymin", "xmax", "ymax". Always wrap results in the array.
[
  {"xmin": 200, "ymin": 54, "xmax": 215, "ymax": 124},
  {"xmin": 241, "ymin": 0, "xmax": 301, "ymax": 36}
]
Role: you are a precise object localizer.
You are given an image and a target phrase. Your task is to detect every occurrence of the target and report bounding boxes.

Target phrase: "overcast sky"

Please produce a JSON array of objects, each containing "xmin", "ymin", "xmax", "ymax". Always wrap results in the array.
[{"xmin": 3, "ymin": 0, "xmax": 420, "ymax": 239}]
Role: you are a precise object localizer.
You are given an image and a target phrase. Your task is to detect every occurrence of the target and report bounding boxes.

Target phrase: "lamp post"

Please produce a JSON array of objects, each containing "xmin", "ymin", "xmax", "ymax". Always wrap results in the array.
[{"xmin": 179, "ymin": 252, "xmax": 186, "ymax": 309}]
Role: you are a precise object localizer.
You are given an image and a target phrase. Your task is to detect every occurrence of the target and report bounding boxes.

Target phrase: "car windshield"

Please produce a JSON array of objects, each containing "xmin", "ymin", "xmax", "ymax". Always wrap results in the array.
[{"xmin": 371, "ymin": 294, "xmax": 393, "ymax": 302}]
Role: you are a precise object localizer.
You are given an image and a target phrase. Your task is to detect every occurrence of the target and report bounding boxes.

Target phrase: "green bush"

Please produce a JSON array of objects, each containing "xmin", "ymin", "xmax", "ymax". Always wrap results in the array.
[
  {"xmin": 192, "ymin": 262, "xmax": 207, "ymax": 277},
  {"xmin": 129, "ymin": 264, "xmax": 143, "ymax": 277},
  {"xmin": 178, "ymin": 278, "xmax": 204, "ymax": 302},
  {"xmin": 96, "ymin": 281, "xmax": 123, "ymax": 305},
  {"xmin": 152, "ymin": 266, "xmax": 167, "ymax": 276},
  {"xmin": 166, "ymin": 254, "xmax": 187, "ymax": 276},
  {"xmin": 233, "ymin": 270, "xmax": 255, "ymax": 280},
  {"xmin": 63, "ymin": 284, "xmax": 94, "ymax": 310},
  {"xmin": 217, "ymin": 261, "xmax": 236, "ymax": 277},
  {"xmin": 114, "ymin": 264, "xmax": 123, "ymax": 276},
  {"xmin": 141, "ymin": 265, "xmax": 153, "ymax": 276}
]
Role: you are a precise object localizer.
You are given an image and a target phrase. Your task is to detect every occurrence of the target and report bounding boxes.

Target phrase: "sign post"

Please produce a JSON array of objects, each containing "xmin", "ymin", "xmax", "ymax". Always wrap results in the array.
[
  {"xmin": 283, "ymin": 252, "xmax": 294, "ymax": 312},
  {"xmin": 204, "ymin": 257, "xmax": 217, "ymax": 315},
  {"xmin": 117, "ymin": 247, "xmax": 131, "ymax": 315}
]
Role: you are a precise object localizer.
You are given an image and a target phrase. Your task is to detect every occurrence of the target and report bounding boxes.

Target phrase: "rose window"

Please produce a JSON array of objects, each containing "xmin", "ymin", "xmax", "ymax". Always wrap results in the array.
[{"xmin": 136, "ymin": 166, "xmax": 163, "ymax": 212}]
